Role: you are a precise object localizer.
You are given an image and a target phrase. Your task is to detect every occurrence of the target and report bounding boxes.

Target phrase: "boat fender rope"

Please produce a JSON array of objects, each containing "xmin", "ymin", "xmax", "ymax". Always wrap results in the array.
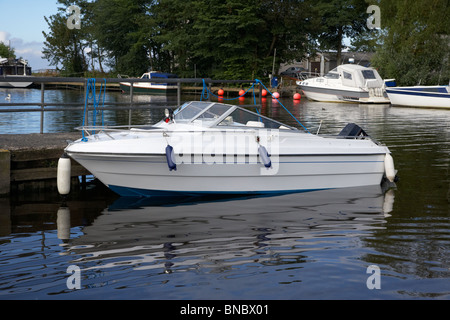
[
  {"xmin": 166, "ymin": 145, "xmax": 177, "ymax": 171},
  {"xmin": 258, "ymin": 145, "xmax": 271, "ymax": 168}
]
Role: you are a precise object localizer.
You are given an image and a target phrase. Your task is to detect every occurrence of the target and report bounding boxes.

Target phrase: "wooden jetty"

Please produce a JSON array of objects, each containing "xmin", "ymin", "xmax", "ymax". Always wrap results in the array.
[{"xmin": 0, "ymin": 133, "xmax": 90, "ymax": 195}]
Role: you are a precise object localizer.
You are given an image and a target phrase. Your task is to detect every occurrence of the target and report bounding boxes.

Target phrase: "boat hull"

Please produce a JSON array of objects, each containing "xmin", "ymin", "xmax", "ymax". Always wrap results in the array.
[
  {"xmin": 0, "ymin": 81, "xmax": 32, "ymax": 88},
  {"xmin": 300, "ymin": 85, "xmax": 390, "ymax": 104},
  {"xmin": 386, "ymin": 86, "xmax": 450, "ymax": 108},
  {"xmin": 67, "ymin": 152, "xmax": 387, "ymax": 196},
  {"xmin": 64, "ymin": 100, "xmax": 394, "ymax": 197},
  {"xmin": 120, "ymin": 83, "xmax": 177, "ymax": 95}
]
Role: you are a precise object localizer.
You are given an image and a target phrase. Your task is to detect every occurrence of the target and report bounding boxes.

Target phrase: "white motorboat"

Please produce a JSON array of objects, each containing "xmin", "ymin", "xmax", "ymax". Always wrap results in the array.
[
  {"xmin": 385, "ymin": 85, "xmax": 450, "ymax": 109},
  {"xmin": 61, "ymin": 101, "xmax": 396, "ymax": 197},
  {"xmin": 119, "ymin": 71, "xmax": 178, "ymax": 95},
  {"xmin": 297, "ymin": 64, "xmax": 391, "ymax": 104}
]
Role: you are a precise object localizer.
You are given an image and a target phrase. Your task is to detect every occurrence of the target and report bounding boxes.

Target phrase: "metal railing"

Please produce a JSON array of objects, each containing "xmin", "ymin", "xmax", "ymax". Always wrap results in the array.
[{"xmin": 0, "ymin": 76, "xmax": 263, "ymax": 134}]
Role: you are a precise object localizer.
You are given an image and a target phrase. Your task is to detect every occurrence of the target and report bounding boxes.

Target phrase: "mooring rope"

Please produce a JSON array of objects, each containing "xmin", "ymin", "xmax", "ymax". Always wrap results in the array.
[
  {"xmin": 254, "ymin": 79, "xmax": 310, "ymax": 134},
  {"xmin": 199, "ymin": 78, "xmax": 310, "ymax": 133},
  {"xmin": 82, "ymin": 78, "xmax": 107, "ymax": 141}
]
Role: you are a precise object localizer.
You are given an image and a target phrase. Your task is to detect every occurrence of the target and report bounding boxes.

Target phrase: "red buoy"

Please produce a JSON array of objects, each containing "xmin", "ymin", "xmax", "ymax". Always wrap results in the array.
[
  {"xmin": 293, "ymin": 93, "xmax": 301, "ymax": 100},
  {"xmin": 239, "ymin": 89, "xmax": 245, "ymax": 96},
  {"xmin": 218, "ymin": 89, "xmax": 224, "ymax": 96},
  {"xmin": 262, "ymin": 89, "xmax": 267, "ymax": 97},
  {"xmin": 273, "ymin": 92, "xmax": 280, "ymax": 99}
]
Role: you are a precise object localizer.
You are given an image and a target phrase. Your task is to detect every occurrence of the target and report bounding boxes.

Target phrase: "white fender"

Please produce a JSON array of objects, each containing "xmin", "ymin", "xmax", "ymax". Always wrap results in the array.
[
  {"xmin": 384, "ymin": 153, "xmax": 395, "ymax": 183},
  {"xmin": 57, "ymin": 154, "xmax": 71, "ymax": 195}
]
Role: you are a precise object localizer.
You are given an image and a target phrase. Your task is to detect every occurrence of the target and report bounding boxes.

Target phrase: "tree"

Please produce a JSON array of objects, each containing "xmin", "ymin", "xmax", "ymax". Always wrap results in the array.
[
  {"xmin": 92, "ymin": 0, "xmax": 152, "ymax": 75},
  {"xmin": 193, "ymin": 0, "xmax": 267, "ymax": 79},
  {"xmin": 150, "ymin": 0, "xmax": 199, "ymax": 76},
  {"xmin": 0, "ymin": 42, "xmax": 15, "ymax": 58},
  {"xmin": 77, "ymin": 0, "xmax": 108, "ymax": 73},
  {"xmin": 42, "ymin": 0, "xmax": 88, "ymax": 76},
  {"xmin": 312, "ymin": 0, "xmax": 369, "ymax": 65},
  {"xmin": 371, "ymin": 0, "xmax": 450, "ymax": 86},
  {"xmin": 152, "ymin": 0, "xmax": 316, "ymax": 79}
]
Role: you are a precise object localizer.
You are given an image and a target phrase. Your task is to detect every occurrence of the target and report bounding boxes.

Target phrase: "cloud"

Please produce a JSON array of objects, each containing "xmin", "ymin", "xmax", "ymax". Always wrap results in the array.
[
  {"xmin": 0, "ymin": 31, "xmax": 51, "ymax": 70},
  {"xmin": 0, "ymin": 31, "xmax": 10, "ymax": 44}
]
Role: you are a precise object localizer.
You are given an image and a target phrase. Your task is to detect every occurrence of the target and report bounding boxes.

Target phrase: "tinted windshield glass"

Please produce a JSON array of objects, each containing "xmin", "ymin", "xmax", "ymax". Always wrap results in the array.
[
  {"xmin": 174, "ymin": 102, "xmax": 210, "ymax": 121},
  {"xmin": 218, "ymin": 108, "xmax": 292, "ymax": 129},
  {"xmin": 361, "ymin": 70, "xmax": 376, "ymax": 79},
  {"xmin": 195, "ymin": 103, "xmax": 231, "ymax": 120},
  {"xmin": 173, "ymin": 102, "xmax": 232, "ymax": 123},
  {"xmin": 324, "ymin": 72, "xmax": 339, "ymax": 79},
  {"xmin": 343, "ymin": 71, "xmax": 352, "ymax": 80}
]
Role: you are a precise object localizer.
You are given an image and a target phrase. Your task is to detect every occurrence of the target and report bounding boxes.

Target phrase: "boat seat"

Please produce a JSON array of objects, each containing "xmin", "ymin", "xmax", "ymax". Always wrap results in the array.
[{"xmin": 222, "ymin": 116, "xmax": 233, "ymax": 125}]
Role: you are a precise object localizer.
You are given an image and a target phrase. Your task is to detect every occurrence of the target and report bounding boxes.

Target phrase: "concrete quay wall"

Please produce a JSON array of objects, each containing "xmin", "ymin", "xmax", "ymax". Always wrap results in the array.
[{"xmin": 0, "ymin": 133, "xmax": 90, "ymax": 195}]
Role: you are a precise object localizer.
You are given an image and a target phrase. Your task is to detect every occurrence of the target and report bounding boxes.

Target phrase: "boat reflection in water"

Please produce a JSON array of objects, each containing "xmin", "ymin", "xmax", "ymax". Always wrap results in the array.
[{"xmin": 57, "ymin": 185, "xmax": 395, "ymax": 277}]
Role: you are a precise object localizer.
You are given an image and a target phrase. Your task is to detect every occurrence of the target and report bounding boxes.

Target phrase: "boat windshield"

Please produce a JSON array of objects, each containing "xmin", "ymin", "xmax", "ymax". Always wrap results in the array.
[
  {"xmin": 174, "ymin": 101, "xmax": 230, "ymax": 123},
  {"xmin": 172, "ymin": 101, "xmax": 295, "ymax": 130},
  {"xmin": 361, "ymin": 70, "xmax": 376, "ymax": 79},
  {"xmin": 324, "ymin": 69, "xmax": 340, "ymax": 79},
  {"xmin": 217, "ymin": 108, "xmax": 293, "ymax": 129}
]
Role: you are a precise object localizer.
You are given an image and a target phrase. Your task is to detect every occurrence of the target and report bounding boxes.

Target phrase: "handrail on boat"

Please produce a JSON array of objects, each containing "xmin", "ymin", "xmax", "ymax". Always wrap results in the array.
[{"xmin": 75, "ymin": 124, "xmax": 376, "ymax": 145}]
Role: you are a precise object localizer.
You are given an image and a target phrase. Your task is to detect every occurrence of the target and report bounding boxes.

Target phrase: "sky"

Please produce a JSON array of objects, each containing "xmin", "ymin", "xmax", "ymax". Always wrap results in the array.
[{"xmin": 0, "ymin": 0, "xmax": 60, "ymax": 70}]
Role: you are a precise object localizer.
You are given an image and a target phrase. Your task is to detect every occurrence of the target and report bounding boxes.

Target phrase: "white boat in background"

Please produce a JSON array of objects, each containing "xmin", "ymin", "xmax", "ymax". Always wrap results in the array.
[
  {"xmin": 297, "ymin": 64, "xmax": 391, "ymax": 104},
  {"xmin": 385, "ymin": 85, "xmax": 450, "ymax": 108},
  {"xmin": 60, "ymin": 101, "xmax": 397, "ymax": 197},
  {"xmin": 0, "ymin": 57, "xmax": 33, "ymax": 88},
  {"xmin": 119, "ymin": 71, "xmax": 178, "ymax": 95}
]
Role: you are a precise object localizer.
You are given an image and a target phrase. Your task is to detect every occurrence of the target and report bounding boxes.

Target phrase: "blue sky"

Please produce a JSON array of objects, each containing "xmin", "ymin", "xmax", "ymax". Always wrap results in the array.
[{"xmin": 0, "ymin": 0, "xmax": 60, "ymax": 70}]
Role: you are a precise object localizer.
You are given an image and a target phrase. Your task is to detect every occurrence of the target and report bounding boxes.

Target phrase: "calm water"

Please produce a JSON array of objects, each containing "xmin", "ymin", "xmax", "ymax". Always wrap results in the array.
[{"xmin": 0, "ymin": 87, "xmax": 449, "ymax": 301}]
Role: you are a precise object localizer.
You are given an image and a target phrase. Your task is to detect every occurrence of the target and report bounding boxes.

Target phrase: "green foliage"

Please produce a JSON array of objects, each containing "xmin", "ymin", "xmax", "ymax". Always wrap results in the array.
[
  {"xmin": 0, "ymin": 42, "xmax": 15, "ymax": 58},
  {"xmin": 153, "ymin": 0, "xmax": 315, "ymax": 79},
  {"xmin": 312, "ymin": 0, "xmax": 368, "ymax": 64},
  {"xmin": 42, "ymin": 0, "xmax": 89, "ymax": 76},
  {"xmin": 371, "ymin": 0, "xmax": 450, "ymax": 86},
  {"xmin": 40, "ymin": 0, "xmax": 450, "ymax": 82},
  {"xmin": 92, "ymin": 0, "xmax": 152, "ymax": 75}
]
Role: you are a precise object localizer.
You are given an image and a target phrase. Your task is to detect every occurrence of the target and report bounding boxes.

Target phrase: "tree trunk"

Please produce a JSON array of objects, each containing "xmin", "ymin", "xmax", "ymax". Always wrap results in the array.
[
  {"xmin": 97, "ymin": 46, "xmax": 104, "ymax": 73},
  {"xmin": 337, "ymin": 27, "xmax": 343, "ymax": 66},
  {"xmin": 266, "ymin": 35, "xmax": 277, "ymax": 58}
]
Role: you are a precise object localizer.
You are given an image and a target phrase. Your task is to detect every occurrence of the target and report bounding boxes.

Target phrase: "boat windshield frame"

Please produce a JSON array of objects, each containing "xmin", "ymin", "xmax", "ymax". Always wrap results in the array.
[
  {"xmin": 173, "ymin": 101, "xmax": 297, "ymax": 130},
  {"xmin": 324, "ymin": 68, "xmax": 340, "ymax": 79}
]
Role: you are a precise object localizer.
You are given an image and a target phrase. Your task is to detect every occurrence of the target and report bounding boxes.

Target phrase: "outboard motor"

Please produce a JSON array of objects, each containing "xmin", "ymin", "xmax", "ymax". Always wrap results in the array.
[{"xmin": 338, "ymin": 123, "xmax": 368, "ymax": 138}]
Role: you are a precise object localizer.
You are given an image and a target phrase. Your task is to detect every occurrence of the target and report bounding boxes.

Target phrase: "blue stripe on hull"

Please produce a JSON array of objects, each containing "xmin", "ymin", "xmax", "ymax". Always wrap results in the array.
[
  {"xmin": 108, "ymin": 184, "xmax": 324, "ymax": 197},
  {"xmin": 386, "ymin": 89, "xmax": 449, "ymax": 99}
]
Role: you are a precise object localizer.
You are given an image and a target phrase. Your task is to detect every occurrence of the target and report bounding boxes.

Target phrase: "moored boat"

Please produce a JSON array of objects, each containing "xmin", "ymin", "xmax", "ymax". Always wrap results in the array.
[
  {"xmin": 385, "ymin": 85, "xmax": 450, "ymax": 108},
  {"xmin": 0, "ymin": 57, "xmax": 32, "ymax": 88},
  {"xmin": 119, "ymin": 71, "xmax": 178, "ymax": 95},
  {"xmin": 296, "ymin": 64, "xmax": 391, "ymax": 104},
  {"xmin": 61, "ymin": 101, "xmax": 397, "ymax": 197}
]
